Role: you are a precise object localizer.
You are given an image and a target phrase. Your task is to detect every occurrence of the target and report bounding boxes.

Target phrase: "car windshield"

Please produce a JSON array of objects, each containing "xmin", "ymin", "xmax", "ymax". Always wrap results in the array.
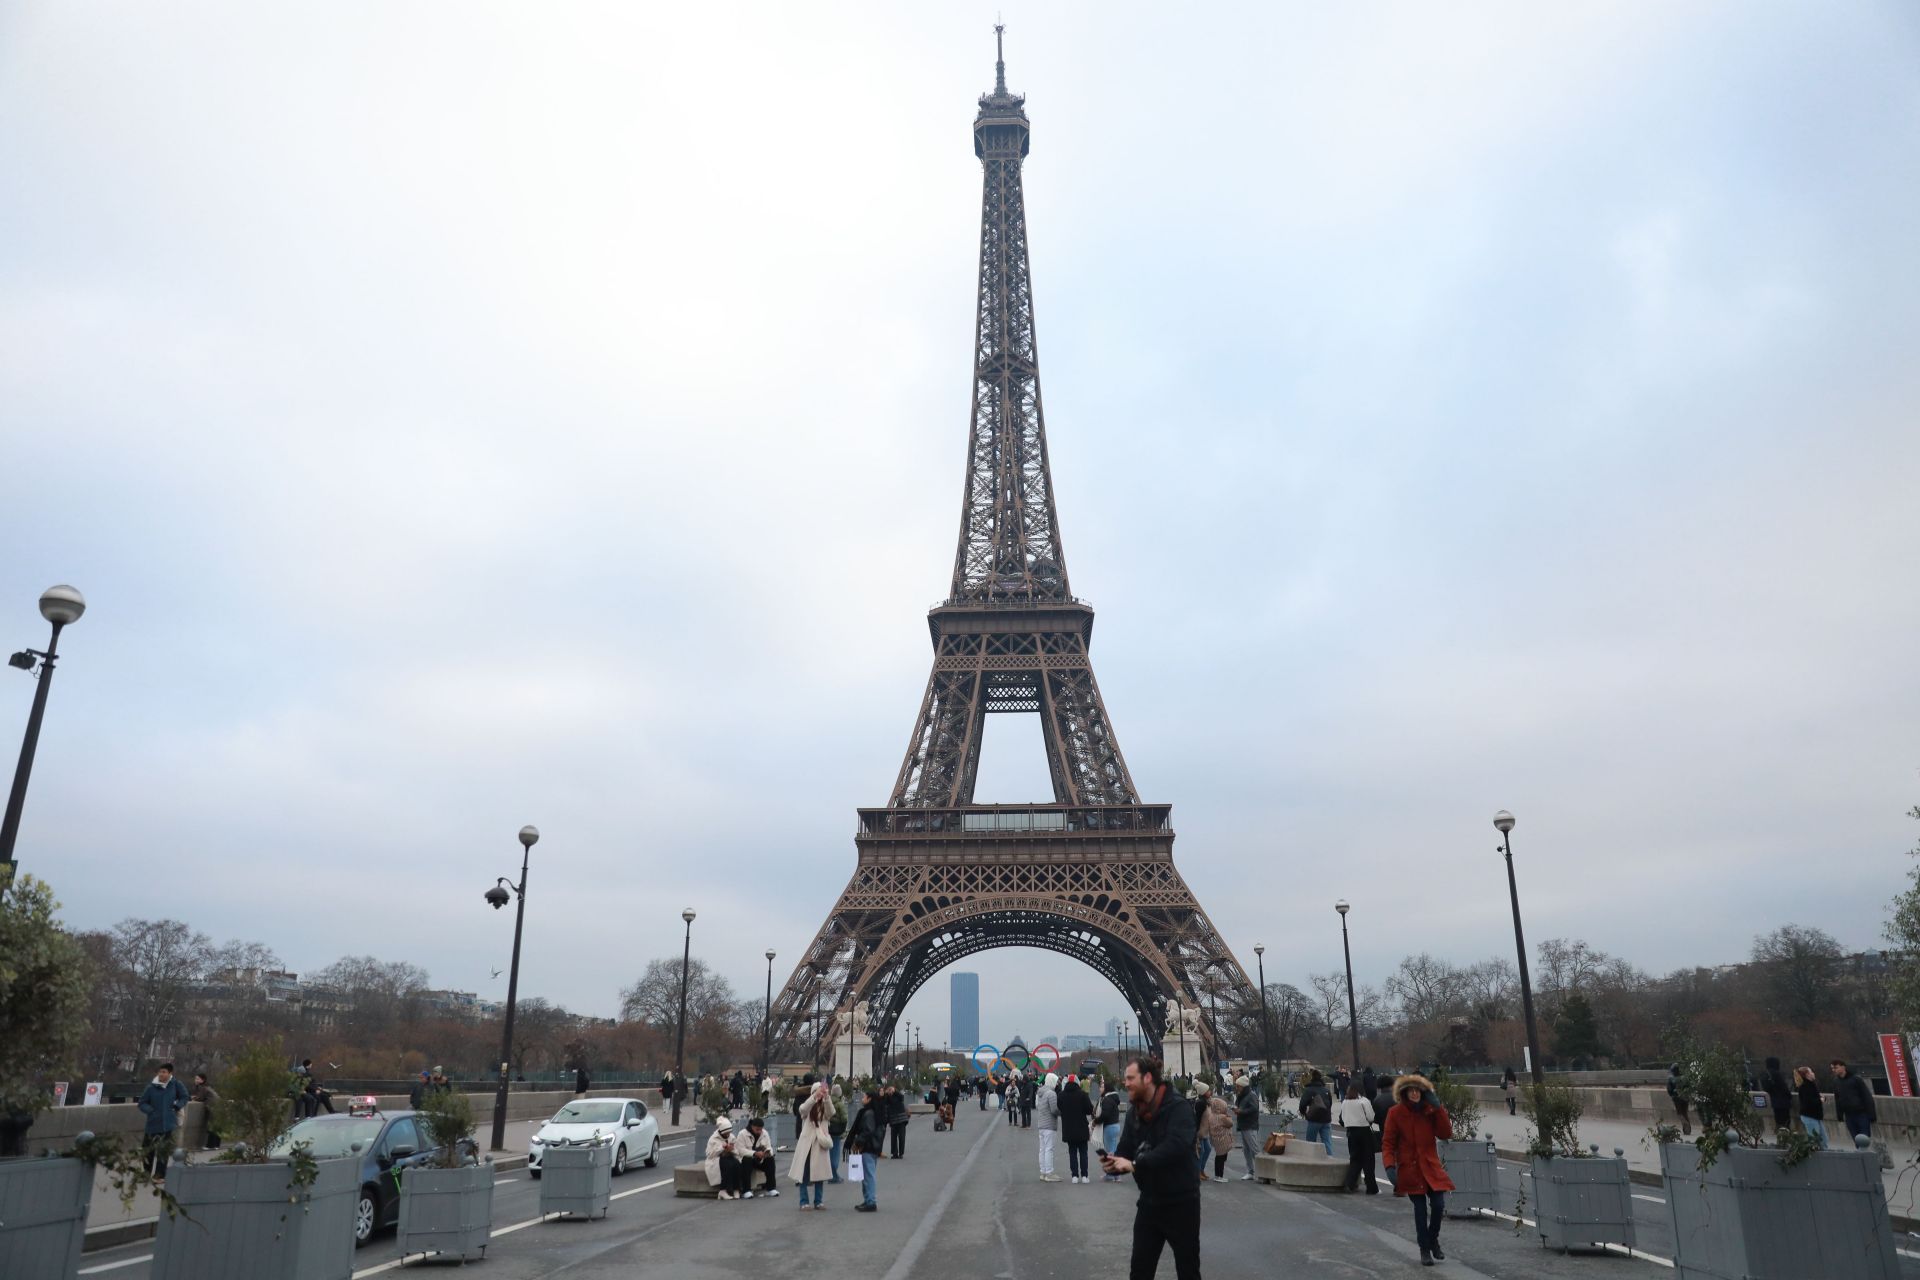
[
  {"xmin": 269, "ymin": 1117, "xmax": 387, "ymax": 1159},
  {"xmin": 550, "ymin": 1102, "xmax": 624, "ymax": 1125}
]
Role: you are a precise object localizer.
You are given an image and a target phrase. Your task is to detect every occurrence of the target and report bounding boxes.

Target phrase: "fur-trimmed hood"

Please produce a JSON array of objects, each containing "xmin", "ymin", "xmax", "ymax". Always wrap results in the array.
[{"xmin": 1392, "ymin": 1073, "xmax": 1437, "ymax": 1103}]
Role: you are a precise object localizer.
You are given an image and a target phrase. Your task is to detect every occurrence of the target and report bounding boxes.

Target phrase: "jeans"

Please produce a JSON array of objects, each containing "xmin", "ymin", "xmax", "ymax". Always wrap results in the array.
[
  {"xmin": 829, "ymin": 1136, "xmax": 843, "ymax": 1182},
  {"xmin": 1239, "ymin": 1128, "xmax": 1260, "ymax": 1175},
  {"xmin": 1194, "ymin": 1143, "xmax": 1209, "ymax": 1173},
  {"xmin": 1343, "ymin": 1126, "xmax": 1376, "ymax": 1192},
  {"xmin": 1803, "ymin": 1116, "xmax": 1828, "ymax": 1149},
  {"xmin": 1038, "ymin": 1128, "xmax": 1056, "ymax": 1175},
  {"xmin": 1067, "ymin": 1141, "xmax": 1088, "ymax": 1178},
  {"xmin": 890, "ymin": 1121, "xmax": 907, "ymax": 1158},
  {"xmin": 1845, "ymin": 1113, "xmax": 1873, "ymax": 1144},
  {"xmin": 860, "ymin": 1154, "xmax": 877, "ymax": 1207},
  {"xmin": 1305, "ymin": 1120, "xmax": 1332, "ymax": 1155},
  {"xmin": 1129, "ymin": 1197, "xmax": 1202, "ymax": 1280},
  {"xmin": 1104, "ymin": 1123, "xmax": 1123, "ymax": 1176},
  {"xmin": 798, "ymin": 1178, "xmax": 824, "ymax": 1206},
  {"xmin": 1410, "ymin": 1189, "xmax": 1447, "ymax": 1250}
]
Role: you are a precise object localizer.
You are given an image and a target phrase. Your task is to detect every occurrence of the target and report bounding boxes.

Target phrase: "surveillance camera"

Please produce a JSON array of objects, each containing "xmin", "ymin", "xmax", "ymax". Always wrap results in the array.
[
  {"xmin": 485, "ymin": 884, "xmax": 511, "ymax": 910},
  {"xmin": 7, "ymin": 652, "xmax": 34, "ymax": 671}
]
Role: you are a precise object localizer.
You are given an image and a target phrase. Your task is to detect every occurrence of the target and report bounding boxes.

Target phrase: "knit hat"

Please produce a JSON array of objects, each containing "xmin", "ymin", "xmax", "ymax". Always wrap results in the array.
[
  {"xmin": 1194, "ymin": 1080, "xmax": 1212, "ymax": 1096},
  {"xmin": 716, "ymin": 1116, "xmax": 733, "ymax": 1133}
]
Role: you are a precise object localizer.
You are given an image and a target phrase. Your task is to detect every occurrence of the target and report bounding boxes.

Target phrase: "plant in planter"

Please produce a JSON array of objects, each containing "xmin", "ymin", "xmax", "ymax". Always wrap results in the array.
[
  {"xmin": 396, "ymin": 1086, "xmax": 492, "ymax": 1263},
  {"xmin": 692, "ymin": 1080, "xmax": 733, "ymax": 1156},
  {"xmin": 150, "ymin": 1041, "xmax": 359, "ymax": 1280},
  {"xmin": 1658, "ymin": 1036, "xmax": 1898, "ymax": 1279},
  {"xmin": 0, "ymin": 876, "xmax": 101, "ymax": 1279},
  {"xmin": 1522, "ymin": 1078, "xmax": 1634, "ymax": 1253},
  {"xmin": 1431, "ymin": 1070, "xmax": 1497, "ymax": 1217}
]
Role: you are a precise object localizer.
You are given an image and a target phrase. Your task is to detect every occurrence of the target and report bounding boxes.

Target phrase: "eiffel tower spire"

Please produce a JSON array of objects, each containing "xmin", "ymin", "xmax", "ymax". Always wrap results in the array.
[{"xmin": 955, "ymin": 24, "xmax": 1065, "ymax": 606}]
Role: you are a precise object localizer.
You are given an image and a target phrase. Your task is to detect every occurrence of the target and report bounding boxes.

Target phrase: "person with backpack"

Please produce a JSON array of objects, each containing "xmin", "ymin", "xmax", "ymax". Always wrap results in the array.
[
  {"xmin": 1233, "ymin": 1075, "xmax": 1261, "ymax": 1180},
  {"xmin": 1059, "ymin": 1075, "xmax": 1095, "ymax": 1183},
  {"xmin": 1098, "ymin": 1077, "xmax": 1124, "ymax": 1182},
  {"xmin": 1667, "ymin": 1063, "xmax": 1693, "ymax": 1136},
  {"xmin": 827, "ymin": 1085, "xmax": 848, "ymax": 1183},
  {"xmin": 1381, "ymin": 1073, "xmax": 1455, "ymax": 1267},
  {"xmin": 1299, "ymin": 1069, "xmax": 1334, "ymax": 1155}
]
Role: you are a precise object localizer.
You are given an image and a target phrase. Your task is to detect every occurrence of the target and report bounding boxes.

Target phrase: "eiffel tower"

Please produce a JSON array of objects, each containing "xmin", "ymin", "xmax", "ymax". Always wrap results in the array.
[{"xmin": 768, "ymin": 30, "xmax": 1256, "ymax": 1070}]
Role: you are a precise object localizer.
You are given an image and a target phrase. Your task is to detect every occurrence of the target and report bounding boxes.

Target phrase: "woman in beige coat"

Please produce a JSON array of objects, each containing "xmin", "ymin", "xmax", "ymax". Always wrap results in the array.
[
  {"xmin": 789, "ymin": 1081, "xmax": 834, "ymax": 1209},
  {"xmin": 705, "ymin": 1116, "xmax": 745, "ymax": 1200},
  {"xmin": 1200, "ymin": 1088, "xmax": 1237, "ymax": 1181}
]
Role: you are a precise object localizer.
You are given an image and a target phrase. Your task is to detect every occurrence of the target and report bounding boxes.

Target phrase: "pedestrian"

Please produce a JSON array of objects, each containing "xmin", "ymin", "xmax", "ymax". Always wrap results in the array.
[
  {"xmin": 979, "ymin": 1075, "xmax": 988, "ymax": 1110},
  {"xmin": 1099, "ymin": 1076, "xmax": 1125, "ymax": 1182},
  {"xmin": 300, "ymin": 1059, "xmax": 335, "ymax": 1113},
  {"xmin": 706, "ymin": 1116, "xmax": 747, "ymax": 1200},
  {"xmin": 1201, "ymin": 1085, "xmax": 1236, "ymax": 1183},
  {"xmin": 731, "ymin": 1070, "xmax": 746, "ymax": 1110},
  {"xmin": 1057, "ymin": 1074, "xmax": 1094, "ymax": 1183},
  {"xmin": 138, "ymin": 1062, "xmax": 189, "ymax": 1184},
  {"xmin": 885, "ymin": 1081, "xmax": 910, "ymax": 1159},
  {"xmin": 1501, "ymin": 1065, "xmax": 1518, "ymax": 1116},
  {"xmin": 1338, "ymin": 1078, "xmax": 1378, "ymax": 1194},
  {"xmin": 789, "ymin": 1080, "xmax": 834, "ymax": 1210},
  {"xmin": 1099, "ymin": 1056, "xmax": 1201, "ymax": 1280},
  {"xmin": 1334, "ymin": 1068, "xmax": 1351, "ymax": 1102},
  {"xmin": 1299, "ymin": 1069, "xmax": 1334, "ymax": 1156},
  {"xmin": 409, "ymin": 1070, "xmax": 430, "ymax": 1109},
  {"xmin": 1233, "ymin": 1074, "xmax": 1260, "ymax": 1180},
  {"xmin": 737, "ymin": 1116, "xmax": 779, "ymax": 1197},
  {"xmin": 849, "ymin": 1083, "xmax": 883, "ymax": 1211},
  {"xmin": 673, "ymin": 1072, "xmax": 689, "ymax": 1127},
  {"xmin": 1831, "ymin": 1059, "xmax": 1876, "ymax": 1145},
  {"xmin": 1035, "ymin": 1071, "xmax": 1062, "ymax": 1181},
  {"xmin": 190, "ymin": 1072, "xmax": 220, "ymax": 1150},
  {"xmin": 575, "ymin": 1063, "xmax": 591, "ymax": 1096},
  {"xmin": 827, "ymin": 1085, "xmax": 848, "ymax": 1182},
  {"xmin": 1370, "ymin": 1076, "xmax": 1395, "ymax": 1134},
  {"xmin": 1020, "ymin": 1073, "xmax": 1036, "ymax": 1128},
  {"xmin": 1760, "ymin": 1057, "xmax": 1793, "ymax": 1136},
  {"xmin": 1794, "ymin": 1066, "xmax": 1828, "ymax": 1149},
  {"xmin": 1381, "ymin": 1073, "xmax": 1454, "ymax": 1267},
  {"xmin": 1667, "ymin": 1063, "xmax": 1693, "ymax": 1137},
  {"xmin": 1286, "ymin": 1070, "xmax": 1298, "ymax": 1099},
  {"xmin": 1360, "ymin": 1066, "xmax": 1377, "ymax": 1100},
  {"xmin": 761, "ymin": 1073, "xmax": 774, "ymax": 1112}
]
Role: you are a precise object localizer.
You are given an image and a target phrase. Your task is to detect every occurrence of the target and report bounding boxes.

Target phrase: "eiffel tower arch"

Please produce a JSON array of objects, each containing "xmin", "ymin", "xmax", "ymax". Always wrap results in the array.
[{"xmin": 769, "ymin": 30, "xmax": 1257, "ymax": 1071}]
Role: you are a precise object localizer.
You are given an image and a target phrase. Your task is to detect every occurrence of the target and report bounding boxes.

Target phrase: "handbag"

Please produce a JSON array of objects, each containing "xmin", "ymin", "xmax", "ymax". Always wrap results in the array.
[
  {"xmin": 814, "ymin": 1123, "xmax": 833, "ymax": 1150},
  {"xmin": 1263, "ymin": 1132, "xmax": 1290, "ymax": 1154}
]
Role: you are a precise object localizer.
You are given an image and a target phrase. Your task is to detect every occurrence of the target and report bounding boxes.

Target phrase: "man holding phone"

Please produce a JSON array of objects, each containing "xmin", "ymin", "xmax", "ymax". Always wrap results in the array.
[{"xmin": 1098, "ymin": 1056, "xmax": 1202, "ymax": 1280}]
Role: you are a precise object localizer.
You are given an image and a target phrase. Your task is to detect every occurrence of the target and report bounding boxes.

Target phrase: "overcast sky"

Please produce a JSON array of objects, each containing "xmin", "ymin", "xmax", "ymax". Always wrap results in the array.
[{"xmin": 4, "ymin": 2, "xmax": 1918, "ymax": 1051}]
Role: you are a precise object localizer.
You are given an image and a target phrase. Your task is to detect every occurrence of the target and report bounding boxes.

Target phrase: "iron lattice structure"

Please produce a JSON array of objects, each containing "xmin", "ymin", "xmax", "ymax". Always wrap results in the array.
[{"xmin": 769, "ymin": 32, "xmax": 1256, "ymax": 1070}]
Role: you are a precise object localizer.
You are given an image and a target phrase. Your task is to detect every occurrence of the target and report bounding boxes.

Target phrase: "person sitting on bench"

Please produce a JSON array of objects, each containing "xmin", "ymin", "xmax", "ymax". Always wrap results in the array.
[{"xmin": 738, "ymin": 1117, "xmax": 780, "ymax": 1197}]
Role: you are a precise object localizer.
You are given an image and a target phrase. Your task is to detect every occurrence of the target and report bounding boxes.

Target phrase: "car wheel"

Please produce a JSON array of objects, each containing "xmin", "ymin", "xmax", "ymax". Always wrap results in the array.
[
  {"xmin": 354, "ymin": 1190, "xmax": 378, "ymax": 1247},
  {"xmin": 644, "ymin": 1137, "xmax": 659, "ymax": 1169},
  {"xmin": 529, "ymin": 1167, "xmax": 541, "ymax": 1180},
  {"xmin": 613, "ymin": 1142, "xmax": 628, "ymax": 1176}
]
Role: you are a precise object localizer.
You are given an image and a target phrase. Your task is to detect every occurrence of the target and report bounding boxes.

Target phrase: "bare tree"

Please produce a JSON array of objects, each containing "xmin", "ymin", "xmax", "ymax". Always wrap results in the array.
[
  {"xmin": 619, "ymin": 957, "xmax": 741, "ymax": 1037},
  {"xmin": 309, "ymin": 955, "xmax": 430, "ymax": 1040},
  {"xmin": 99, "ymin": 918, "xmax": 213, "ymax": 1067},
  {"xmin": 1307, "ymin": 972, "xmax": 1349, "ymax": 1051},
  {"xmin": 1750, "ymin": 924, "xmax": 1844, "ymax": 1027},
  {"xmin": 1385, "ymin": 953, "xmax": 1467, "ymax": 1025}
]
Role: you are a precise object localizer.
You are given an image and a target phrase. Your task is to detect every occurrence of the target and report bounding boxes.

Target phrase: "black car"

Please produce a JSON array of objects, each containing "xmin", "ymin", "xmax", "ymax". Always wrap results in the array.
[{"xmin": 268, "ymin": 1107, "xmax": 477, "ymax": 1247}]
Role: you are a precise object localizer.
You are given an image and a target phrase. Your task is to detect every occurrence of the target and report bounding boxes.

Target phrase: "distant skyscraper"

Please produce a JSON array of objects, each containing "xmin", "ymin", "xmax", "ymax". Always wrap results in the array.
[
  {"xmin": 1104, "ymin": 1017, "xmax": 1121, "ymax": 1046},
  {"xmin": 951, "ymin": 972, "xmax": 980, "ymax": 1049}
]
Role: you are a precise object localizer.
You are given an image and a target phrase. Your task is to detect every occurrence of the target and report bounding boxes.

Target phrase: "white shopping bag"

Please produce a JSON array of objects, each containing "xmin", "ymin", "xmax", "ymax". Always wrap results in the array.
[{"xmin": 846, "ymin": 1154, "xmax": 864, "ymax": 1180}]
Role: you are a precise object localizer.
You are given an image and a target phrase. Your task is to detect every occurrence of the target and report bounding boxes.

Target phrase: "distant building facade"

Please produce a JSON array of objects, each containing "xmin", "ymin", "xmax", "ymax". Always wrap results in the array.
[{"xmin": 951, "ymin": 972, "xmax": 980, "ymax": 1049}]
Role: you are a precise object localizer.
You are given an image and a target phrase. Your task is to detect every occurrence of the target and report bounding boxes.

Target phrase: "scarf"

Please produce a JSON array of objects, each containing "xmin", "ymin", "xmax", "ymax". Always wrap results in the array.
[{"xmin": 1135, "ymin": 1082, "xmax": 1169, "ymax": 1126}]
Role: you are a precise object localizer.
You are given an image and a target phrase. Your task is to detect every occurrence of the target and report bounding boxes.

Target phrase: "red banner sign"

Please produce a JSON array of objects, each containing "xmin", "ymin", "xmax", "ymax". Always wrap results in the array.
[{"xmin": 1879, "ymin": 1033, "xmax": 1914, "ymax": 1098}]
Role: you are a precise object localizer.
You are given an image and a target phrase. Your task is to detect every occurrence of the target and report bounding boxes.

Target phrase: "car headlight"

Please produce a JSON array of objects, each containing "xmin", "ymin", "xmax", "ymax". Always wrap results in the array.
[{"xmin": 529, "ymin": 1136, "xmax": 544, "ymax": 1145}]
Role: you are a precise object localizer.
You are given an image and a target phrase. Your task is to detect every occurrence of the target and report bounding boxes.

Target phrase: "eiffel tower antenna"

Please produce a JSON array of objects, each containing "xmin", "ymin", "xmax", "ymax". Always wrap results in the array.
[{"xmin": 768, "ymin": 42, "xmax": 1255, "ymax": 1077}]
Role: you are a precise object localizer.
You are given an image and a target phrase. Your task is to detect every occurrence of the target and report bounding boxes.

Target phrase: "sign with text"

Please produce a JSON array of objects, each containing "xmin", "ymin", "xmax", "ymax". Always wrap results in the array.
[
  {"xmin": 83, "ymin": 1082, "xmax": 103, "ymax": 1106},
  {"xmin": 1879, "ymin": 1033, "xmax": 1914, "ymax": 1098}
]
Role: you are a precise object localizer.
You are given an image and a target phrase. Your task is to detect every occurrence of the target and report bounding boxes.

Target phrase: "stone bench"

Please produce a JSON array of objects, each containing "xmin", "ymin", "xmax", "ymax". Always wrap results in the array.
[
  {"xmin": 672, "ymin": 1163, "xmax": 777, "ymax": 1198},
  {"xmin": 1254, "ymin": 1147, "xmax": 1348, "ymax": 1191}
]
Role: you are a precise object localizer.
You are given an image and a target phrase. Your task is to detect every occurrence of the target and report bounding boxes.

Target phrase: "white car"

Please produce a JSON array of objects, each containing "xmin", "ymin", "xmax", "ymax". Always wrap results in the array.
[{"xmin": 528, "ymin": 1097, "xmax": 660, "ymax": 1178}]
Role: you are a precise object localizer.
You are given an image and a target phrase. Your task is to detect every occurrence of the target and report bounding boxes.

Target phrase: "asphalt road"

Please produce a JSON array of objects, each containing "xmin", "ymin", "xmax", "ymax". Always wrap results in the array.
[{"xmin": 74, "ymin": 1116, "xmax": 1920, "ymax": 1278}]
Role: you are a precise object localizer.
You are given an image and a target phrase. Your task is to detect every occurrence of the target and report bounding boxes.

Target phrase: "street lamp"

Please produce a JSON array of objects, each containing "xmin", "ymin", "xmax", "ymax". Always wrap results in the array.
[
  {"xmin": 1120, "ymin": 1019, "xmax": 1129, "ymax": 1063},
  {"xmin": 1335, "ymin": 900, "xmax": 1360, "ymax": 1073},
  {"xmin": 1, "ymin": 585, "xmax": 86, "ymax": 891},
  {"xmin": 762, "ymin": 949, "xmax": 776, "ymax": 1076},
  {"xmin": 485, "ymin": 824, "xmax": 539, "ymax": 1152},
  {"xmin": 673, "ymin": 908, "xmax": 696, "ymax": 1123},
  {"xmin": 1496, "ymin": 810, "xmax": 1546, "ymax": 1088},
  {"xmin": 1253, "ymin": 945, "xmax": 1273, "ymax": 1079}
]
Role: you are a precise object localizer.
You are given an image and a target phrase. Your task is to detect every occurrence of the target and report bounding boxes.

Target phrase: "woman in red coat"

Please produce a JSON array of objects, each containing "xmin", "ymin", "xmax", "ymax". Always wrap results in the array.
[{"xmin": 1380, "ymin": 1074, "xmax": 1454, "ymax": 1267}]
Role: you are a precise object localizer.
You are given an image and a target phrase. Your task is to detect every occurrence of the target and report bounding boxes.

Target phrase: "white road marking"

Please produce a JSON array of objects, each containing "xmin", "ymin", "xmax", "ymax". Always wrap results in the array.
[
  {"xmin": 348, "ymin": 1174, "xmax": 672, "ymax": 1276},
  {"xmin": 1467, "ymin": 1208, "xmax": 1674, "ymax": 1268},
  {"xmin": 78, "ymin": 1257, "xmax": 151, "ymax": 1275},
  {"xmin": 879, "ymin": 1111, "xmax": 1002, "ymax": 1280},
  {"xmin": 612, "ymin": 1176, "xmax": 672, "ymax": 1201}
]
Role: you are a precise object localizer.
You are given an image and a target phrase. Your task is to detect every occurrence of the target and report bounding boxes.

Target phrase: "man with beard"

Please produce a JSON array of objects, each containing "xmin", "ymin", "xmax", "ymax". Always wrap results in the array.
[{"xmin": 1100, "ymin": 1057, "xmax": 1201, "ymax": 1279}]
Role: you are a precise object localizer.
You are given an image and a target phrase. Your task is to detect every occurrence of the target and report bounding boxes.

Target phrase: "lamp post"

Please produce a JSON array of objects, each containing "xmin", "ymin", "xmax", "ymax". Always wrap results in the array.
[
  {"xmin": 1121, "ymin": 1019, "xmax": 1129, "ymax": 1063},
  {"xmin": 762, "ymin": 949, "xmax": 776, "ymax": 1075},
  {"xmin": 1207, "ymin": 973, "xmax": 1221, "ymax": 1074},
  {"xmin": 674, "ymin": 907, "xmax": 696, "ymax": 1122},
  {"xmin": 1496, "ymin": 810, "xmax": 1546, "ymax": 1088},
  {"xmin": 1335, "ymin": 900, "xmax": 1360, "ymax": 1073},
  {"xmin": 1254, "ymin": 945, "xmax": 1273, "ymax": 1078},
  {"xmin": 1, "ymin": 585, "xmax": 86, "ymax": 892},
  {"xmin": 483, "ymin": 824, "xmax": 539, "ymax": 1152}
]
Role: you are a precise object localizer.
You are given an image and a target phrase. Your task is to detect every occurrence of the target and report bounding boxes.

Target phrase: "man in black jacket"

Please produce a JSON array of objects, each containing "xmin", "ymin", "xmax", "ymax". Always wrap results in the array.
[
  {"xmin": 850, "ymin": 1085, "xmax": 884, "ymax": 1211},
  {"xmin": 1831, "ymin": 1059, "xmax": 1877, "ymax": 1145},
  {"xmin": 1100, "ymin": 1056, "xmax": 1201, "ymax": 1280}
]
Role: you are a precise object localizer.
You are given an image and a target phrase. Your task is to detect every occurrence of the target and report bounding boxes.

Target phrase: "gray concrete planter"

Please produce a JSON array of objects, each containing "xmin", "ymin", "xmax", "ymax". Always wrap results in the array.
[
  {"xmin": 766, "ymin": 1112, "xmax": 796, "ymax": 1151},
  {"xmin": 1660, "ymin": 1140, "xmax": 1899, "ymax": 1280},
  {"xmin": 692, "ymin": 1123, "xmax": 717, "ymax": 1159},
  {"xmin": 538, "ymin": 1141, "xmax": 611, "ymax": 1221},
  {"xmin": 396, "ymin": 1161, "xmax": 493, "ymax": 1263},
  {"xmin": 152, "ymin": 1153, "xmax": 358, "ymax": 1280},
  {"xmin": 1437, "ymin": 1138, "xmax": 1499, "ymax": 1217},
  {"xmin": 1530, "ymin": 1153, "xmax": 1635, "ymax": 1253},
  {"xmin": 0, "ymin": 1155, "xmax": 92, "ymax": 1279}
]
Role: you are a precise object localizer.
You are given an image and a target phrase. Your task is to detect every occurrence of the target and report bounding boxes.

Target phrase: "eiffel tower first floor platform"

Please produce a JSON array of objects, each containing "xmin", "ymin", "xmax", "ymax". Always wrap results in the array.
[{"xmin": 766, "ymin": 802, "xmax": 1259, "ymax": 1069}]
